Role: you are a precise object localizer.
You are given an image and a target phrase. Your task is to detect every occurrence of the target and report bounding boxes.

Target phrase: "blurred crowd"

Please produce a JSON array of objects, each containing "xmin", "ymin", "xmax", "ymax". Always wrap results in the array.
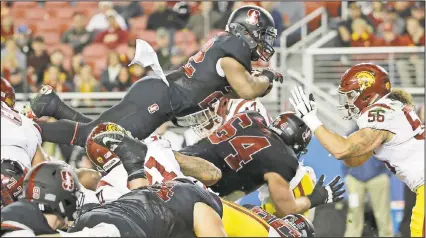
[{"xmin": 1, "ymin": 1, "xmax": 425, "ymax": 94}]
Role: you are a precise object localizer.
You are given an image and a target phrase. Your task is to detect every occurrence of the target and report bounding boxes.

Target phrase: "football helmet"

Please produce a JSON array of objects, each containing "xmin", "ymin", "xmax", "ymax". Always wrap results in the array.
[
  {"xmin": 175, "ymin": 100, "xmax": 223, "ymax": 138},
  {"xmin": 338, "ymin": 63, "xmax": 391, "ymax": 120},
  {"xmin": 86, "ymin": 122, "xmax": 126, "ymax": 173},
  {"xmin": 283, "ymin": 214, "xmax": 316, "ymax": 237},
  {"xmin": 22, "ymin": 161, "xmax": 83, "ymax": 222},
  {"xmin": 226, "ymin": 5, "xmax": 277, "ymax": 61},
  {"xmin": 1, "ymin": 77, "xmax": 15, "ymax": 108},
  {"xmin": 269, "ymin": 112, "xmax": 312, "ymax": 158},
  {"xmin": 1, "ymin": 159, "xmax": 28, "ymax": 208}
]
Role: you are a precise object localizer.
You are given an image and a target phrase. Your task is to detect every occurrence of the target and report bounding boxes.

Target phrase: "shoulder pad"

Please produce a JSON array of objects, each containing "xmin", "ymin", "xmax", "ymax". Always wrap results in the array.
[{"xmin": 218, "ymin": 35, "xmax": 252, "ymax": 72}]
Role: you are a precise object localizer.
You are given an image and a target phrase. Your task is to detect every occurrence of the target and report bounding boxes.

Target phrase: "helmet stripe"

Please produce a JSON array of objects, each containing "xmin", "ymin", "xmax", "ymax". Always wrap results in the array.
[{"xmin": 26, "ymin": 164, "xmax": 44, "ymax": 200}]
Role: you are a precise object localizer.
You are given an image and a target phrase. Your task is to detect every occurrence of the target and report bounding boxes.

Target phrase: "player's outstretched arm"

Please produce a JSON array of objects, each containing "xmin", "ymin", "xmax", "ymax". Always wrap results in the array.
[
  {"xmin": 221, "ymin": 57, "xmax": 282, "ymax": 100},
  {"xmin": 193, "ymin": 202, "xmax": 227, "ymax": 237},
  {"xmin": 174, "ymin": 152, "xmax": 222, "ymax": 186},
  {"xmin": 289, "ymin": 86, "xmax": 390, "ymax": 161}
]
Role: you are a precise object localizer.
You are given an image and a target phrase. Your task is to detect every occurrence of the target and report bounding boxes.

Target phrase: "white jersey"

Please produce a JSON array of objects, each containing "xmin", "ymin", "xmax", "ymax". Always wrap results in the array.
[
  {"xmin": 95, "ymin": 137, "xmax": 184, "ymax": 204},
  {"xmin": 1, "ymin": 102, "xmax": 42, "ymax": 168},
  {"xmin": 224, "ymin": 98, "xmax": 272, "ymax": 125},
  {"xmin": 356, "ymin": 97, "xmax": 424, "ymax": 191}
]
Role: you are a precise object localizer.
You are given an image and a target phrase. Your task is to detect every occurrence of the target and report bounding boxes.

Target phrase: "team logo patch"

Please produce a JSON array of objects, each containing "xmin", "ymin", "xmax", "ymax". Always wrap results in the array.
[
  {"xmin": 246, "ymin": 9, "xmax": 261, "ymax": 25},
  {"xmin": 148, "ymin": 103, "xmax": 159, "ymax": 114},
  {"xmin": 106, "ymin": 123, "xmax": 122, "ymax": 132},
  {"xmin": 60, "ymin": 170, "xmax": 74, "ymax": 192},
  {"xmin": 355, "ymin": 71, "xmax": 375, "ymax": 90}
]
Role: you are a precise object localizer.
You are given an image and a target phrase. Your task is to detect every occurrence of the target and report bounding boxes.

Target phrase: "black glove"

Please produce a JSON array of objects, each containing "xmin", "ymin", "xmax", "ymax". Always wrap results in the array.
[
  {"xmin": 94, "ymin": 131, "xmax": 148, "ymax": 180},
  {"xmin": 307, "ymin": 175, "xmax": 345, "ymax": 208},
  {"xmin": 260, "ymin": 68, "xmax": 284, "ymax": 84}
]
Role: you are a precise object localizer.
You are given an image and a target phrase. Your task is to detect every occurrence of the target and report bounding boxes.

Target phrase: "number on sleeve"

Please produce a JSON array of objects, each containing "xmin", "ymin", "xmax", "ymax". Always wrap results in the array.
[
  {"xmin": 367, "ymin": 109, "xmax": 385, "ymax": 122},
  {"xmin": 152, "ymin": 183, "xmax": 176, "ymax": 202},
  {"xmin": 183, "ymin": 38, "xmax": 216, "ymax": 78},
  {"xmin": 1, "ymin": 103, "xmax": 22, "ymax": 126},
  {"xmin": 403, "ymin": 105, "xmax": 425, "ymax": 140}
]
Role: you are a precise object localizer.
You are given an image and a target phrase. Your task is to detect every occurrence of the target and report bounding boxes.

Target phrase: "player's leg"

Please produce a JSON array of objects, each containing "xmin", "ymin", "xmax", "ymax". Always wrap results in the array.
[
  {"xmin": 37, "ymin": 78, "xmax": 173, "ymax": 147},
  {"xmin": 30, "ymin": 85, "xmax": 92, "ymax": 123},
  {"xmin": 221, "ymin": 199, "xmax": 270, "ymax": 237},
  {"xmin": 343, "ymin": 175, "xmax": 366, "ymax": 237},
  {"xmin": 365, "ymin": 173, "xmax": 393, "ymax": 237},
  {"xmin": 410, "ymin": 185, "xmax": 424, "ymax": 237}
]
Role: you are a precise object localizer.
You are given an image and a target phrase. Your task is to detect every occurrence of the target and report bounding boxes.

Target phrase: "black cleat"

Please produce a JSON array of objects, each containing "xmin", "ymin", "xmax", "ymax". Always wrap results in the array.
[
  {"xmin": 30, "ymin": 85, "xmax": 63, "ymax": 118},
  {"xmin": 93, "ymin": 131, "xmax": 125, "ymax": 151}
]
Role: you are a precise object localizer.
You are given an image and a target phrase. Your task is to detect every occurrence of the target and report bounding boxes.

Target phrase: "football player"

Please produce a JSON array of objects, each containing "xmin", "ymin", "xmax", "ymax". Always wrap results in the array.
[
  {"xmin": 1, "ymin": 159, "xmax": 28, "ymax": 209},
  {"xmin": 1, "ymin": 77, "xmax": 47, "ymax": 169},
  {"xmin": 27, "ymin": 5, "xmax": 283, "ymax": 148},
  {"xmin": 87, "ymin": 125, "xmax": 316, "ymax": 237},
  {"xmin": 186, "ymin": 96, "xmax": 318, "ymax": 219},
  {"xmin": 93, "ymin": 120, "xmax": 343, "ymax": 236},
  {"xmin": 289, "ymin": 63, "xmax": 425, "ymax": 237},
  {"xmin": 1, "ymin": 162, "xmax": 226, "ymax": 237}
]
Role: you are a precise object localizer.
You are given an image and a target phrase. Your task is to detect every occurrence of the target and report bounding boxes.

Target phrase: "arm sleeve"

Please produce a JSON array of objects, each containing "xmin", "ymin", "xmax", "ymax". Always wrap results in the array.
[{"xmin": 218, "ymin": 35, "xmax": 252, "ymax": 72}]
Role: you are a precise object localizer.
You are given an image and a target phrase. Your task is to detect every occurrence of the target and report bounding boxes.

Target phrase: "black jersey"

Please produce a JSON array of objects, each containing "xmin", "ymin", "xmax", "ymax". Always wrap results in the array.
[
  {"xmin": 167, "ymin": 32, "xmax": 252, "ymax": 117},
  {"xmin": 180, "ymin": 111, "xmax": 300, "ymax": 196},
  {"xmin": 1, "ymin": 200, "xmax": 57, "ymax": 236},
  {"xmin": 70, "ymin": 180, "xmax": 223, "ymax": 237}
]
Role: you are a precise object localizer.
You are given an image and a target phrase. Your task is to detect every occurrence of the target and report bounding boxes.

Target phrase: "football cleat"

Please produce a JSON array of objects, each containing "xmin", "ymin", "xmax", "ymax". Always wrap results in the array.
[{"xmin": 29, "ymin": 85, "xmax": 63, "ymax": 118}]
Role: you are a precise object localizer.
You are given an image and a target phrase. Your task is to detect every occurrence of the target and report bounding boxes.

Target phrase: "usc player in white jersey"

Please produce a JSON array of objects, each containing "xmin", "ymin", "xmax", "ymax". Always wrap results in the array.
[
  {"xmin": 1, "ymin": 78, "xmax": 46, "ymax": 169},
  {"xmin": 289, "ymin": 63, "xmax": 424, "ymax": 237}
]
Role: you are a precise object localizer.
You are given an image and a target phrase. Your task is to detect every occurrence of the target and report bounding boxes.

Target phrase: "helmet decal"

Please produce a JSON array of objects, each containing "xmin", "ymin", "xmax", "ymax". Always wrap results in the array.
[
  {"xmin": 246, "ymin": 9, "xmax": 260, "ymax": 25},
  {"xmin": 61, "ymin": 170, "xmax": 75, "ymax": 192},
  {"xmin": 302, "ymin": 128, "xmax": 311, "ymax": 143},
  {"xmin": 354, "ymin": 71, "xmax": 375, "ymax": 90}
]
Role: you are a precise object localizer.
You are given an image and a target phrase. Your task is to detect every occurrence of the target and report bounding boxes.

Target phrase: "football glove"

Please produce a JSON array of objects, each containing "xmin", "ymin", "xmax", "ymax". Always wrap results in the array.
[
  {"xmin": 289, "ymin": 86, "xmax": 323, "ymax": 131},
  {"xmin": 307, "ymin": 175, "xmax": 345, "ymax": 208},
  {"xmin": 260, "ymin": 68, "xmax": 284, "ymax": 84}
]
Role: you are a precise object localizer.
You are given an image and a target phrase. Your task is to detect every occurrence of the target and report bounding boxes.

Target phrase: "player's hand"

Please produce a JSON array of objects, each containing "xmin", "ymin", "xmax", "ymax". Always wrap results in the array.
[
  {"xmin": 307, "ymin": 175, "xmax": 345, "ymax": 208},
  {"xmin": 260, "ymin": 68, "xmax": 284, "ymax": 84},
  {"xmin": 289, "ymin": 86, "xmax": 323, "ymax": 131}
]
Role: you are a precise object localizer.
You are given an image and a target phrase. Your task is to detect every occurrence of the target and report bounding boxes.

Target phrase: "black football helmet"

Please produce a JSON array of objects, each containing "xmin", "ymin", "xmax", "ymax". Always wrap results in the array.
[
  {"xmin": 22, "ymin": 161, "xmax": 83, "ymax": 222},
  {"xmin": 226, "ymin": 5, "xmax": 277, "ymax": 62},
  {"xmin": 283, "ymin": 214, "xmax": 316, "ymax": 237},
  {"xmin": 1, "ymin": 159, "xmax": 28, "ymax": 208},
  {"xmin": 269, "ymin": 112, "xmax": 312, "ymax": 158}
]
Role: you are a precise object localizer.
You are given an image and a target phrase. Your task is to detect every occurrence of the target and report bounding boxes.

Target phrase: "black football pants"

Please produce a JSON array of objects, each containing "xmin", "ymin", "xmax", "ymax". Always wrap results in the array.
[{"xmin": 37, "ymin": 78, "xmax": 174, "ymax": 147}]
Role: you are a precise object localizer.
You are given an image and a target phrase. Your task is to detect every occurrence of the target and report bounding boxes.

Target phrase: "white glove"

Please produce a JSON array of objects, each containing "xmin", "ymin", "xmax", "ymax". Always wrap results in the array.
[{"xmin": 289, "ymin": 86, "xmax": 323, "ymax": 131}]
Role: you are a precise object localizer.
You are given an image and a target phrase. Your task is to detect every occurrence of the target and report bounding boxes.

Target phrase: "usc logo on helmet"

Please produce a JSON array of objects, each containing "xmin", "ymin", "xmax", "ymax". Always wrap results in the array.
[
  {"xmin": 106, "ymin": 123, "xmax": 122, "ymax": 132},
  {"xmin": 354, "ymin": 71, "xmax": 375, "ymax": 90}
]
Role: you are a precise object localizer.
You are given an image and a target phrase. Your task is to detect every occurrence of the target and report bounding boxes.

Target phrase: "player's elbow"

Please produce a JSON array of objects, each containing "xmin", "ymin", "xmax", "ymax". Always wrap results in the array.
[
  {"xmin": 234, "ymin": 87, "xmax": 257, "ymax": 100},
  {"xmin": 203, "ymin": 166, "xmax": 222, "ymax": 186}
]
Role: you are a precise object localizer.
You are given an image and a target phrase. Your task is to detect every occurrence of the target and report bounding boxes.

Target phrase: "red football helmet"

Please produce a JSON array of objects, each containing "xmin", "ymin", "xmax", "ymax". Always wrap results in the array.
[
  {"xmin": 338, "ymin": 63, "xmax": 391, "ymax": 119},
  {"xmin": 86, "ymin": 123, "xmax": 126, "ymax": 173},
  {"xmin": 1, "ymin": 77, "xmax": 15, "ymax": 108},
  {"xmin": 1, "ymin": 159, "xmax": 28, "ymax": 208}
]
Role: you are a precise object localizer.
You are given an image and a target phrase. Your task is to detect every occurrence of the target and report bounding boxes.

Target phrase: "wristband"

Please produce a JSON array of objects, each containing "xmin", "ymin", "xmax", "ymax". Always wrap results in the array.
[{"xmin": 302, "ymin": 113, "xmax": 323, "ymax": 132}]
